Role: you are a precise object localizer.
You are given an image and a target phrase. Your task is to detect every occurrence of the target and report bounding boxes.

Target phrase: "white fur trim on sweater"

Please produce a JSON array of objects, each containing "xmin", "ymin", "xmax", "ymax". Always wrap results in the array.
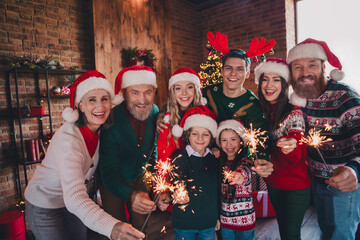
[
  {"xmin": 183, "ymin": 114, "xmax": 217, "ymax": 137},
  {"xmin": 62, "ymin": 107, "xmax": 79, "ymax": 123},
  {"xmin": 254, "ymin": 61, "xmax": 290, "ymax": 84},
  {"xmin": 122, "ymin": 70, "xmax": 157, "ymax": 89},
  {"xmin": 287, "ymin": 43, "xmax": 327, "ymax": 64},
  {"xmin": 216, "ymin": 120, "xmax": 247, "ymax": 147},
  {"xmin": 289, "ymin": 92, "xmax": 307, "ymax": 107},
  {"xmin": 75, "ymin": 77, "xmax": 115, "ymax": 105}
]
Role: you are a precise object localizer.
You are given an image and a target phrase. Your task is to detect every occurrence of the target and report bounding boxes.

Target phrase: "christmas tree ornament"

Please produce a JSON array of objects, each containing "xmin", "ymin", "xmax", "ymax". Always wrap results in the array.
[
  {"xmin": 269, "ymin": 48, "xmax": 275, "ymax": 55},
  {"xmin": 253, "ymin": 56, "xmax": 258, "ymax": 63},
  {"xmin": 260, "ymin": 54, "xmax": 266, "ymax": 61}
]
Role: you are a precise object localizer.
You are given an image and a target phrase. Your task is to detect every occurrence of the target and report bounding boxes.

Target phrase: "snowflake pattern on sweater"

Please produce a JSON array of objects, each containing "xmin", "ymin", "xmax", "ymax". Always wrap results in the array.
[{"xmin": 302, "ymin": 80, "xmax": 360, "ymax": 180}]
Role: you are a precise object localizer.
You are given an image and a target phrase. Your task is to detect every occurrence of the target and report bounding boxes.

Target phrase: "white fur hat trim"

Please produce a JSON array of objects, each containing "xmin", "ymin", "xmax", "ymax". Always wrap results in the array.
[
  {"xmin": 216, "ymin": 120, "xmax": 247, "ymax": 147},
  {"xmin": 75, "ymin": 77, "xmax": 115, "ymax": 105},
  {"xmin": 182, "ymin": 114, "xmax": 217, "ymax": 137},
  {"xmin": 122, "ymin": 70, "xmax": 157, "ymax": 89},
  {"xmin": 287, "ymin": 43, "xmax": 327, "ymax": 64},
  {"xmin": 254, "ymin": 61, "xmax": 290, "ymax": 84},
  {"xmin": 168, "ymin": 72, "xmax": 201, "ymax": 91}
]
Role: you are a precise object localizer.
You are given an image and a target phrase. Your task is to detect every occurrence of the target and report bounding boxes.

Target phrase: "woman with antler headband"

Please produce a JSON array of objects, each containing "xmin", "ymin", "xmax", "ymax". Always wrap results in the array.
[{"xmin": 204, "ymin": 32, "xmax": 274, "ymax": 178}]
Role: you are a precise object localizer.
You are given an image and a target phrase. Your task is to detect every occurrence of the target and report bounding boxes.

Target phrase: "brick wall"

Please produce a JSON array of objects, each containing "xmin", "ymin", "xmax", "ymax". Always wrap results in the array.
[{"xmin": 0, "ymin": 0, "xmax": 94, "ymax": 212}]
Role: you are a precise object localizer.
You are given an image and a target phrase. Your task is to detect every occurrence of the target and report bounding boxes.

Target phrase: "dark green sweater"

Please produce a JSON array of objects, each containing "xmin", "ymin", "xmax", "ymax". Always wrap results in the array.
[
  {"xmin": 172, "ymin": 148, "xmax": 219, "ymax": 230},
  {"xmin": 99, "ymin": 103, "xmax": 158, "ymax": 202},
  {"xmin": 203, "ymin": 83, "xmax": 269, "ymax": 160}
]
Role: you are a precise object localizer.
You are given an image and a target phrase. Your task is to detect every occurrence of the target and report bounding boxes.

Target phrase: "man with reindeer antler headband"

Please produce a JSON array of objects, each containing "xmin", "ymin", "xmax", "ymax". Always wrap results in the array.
[{"xmin": 203, "ymin": 32, "xmax": 274, "ymax": 178}]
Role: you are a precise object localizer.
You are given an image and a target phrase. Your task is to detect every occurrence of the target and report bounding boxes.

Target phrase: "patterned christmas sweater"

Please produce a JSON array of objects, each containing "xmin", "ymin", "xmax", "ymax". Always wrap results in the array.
[
  {"xmin": 301, "ymin": 79, "xmax": 360, "ymax": 182},
  {"xmin": 265, "ymin": 105, "xmax": 312, "ymax": 190},
  {"xmin": 220, "ymin": 157, "xmax": 256, "ymax": 231},
  {"xmin": 203, "ymin": 83, "xmax": 269, "ymax": 160}
]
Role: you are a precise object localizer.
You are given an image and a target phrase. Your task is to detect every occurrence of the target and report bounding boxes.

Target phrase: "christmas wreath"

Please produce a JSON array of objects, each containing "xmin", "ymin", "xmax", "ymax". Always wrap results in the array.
[{"xmin": 122, "ymin": 47, "xmax": 157, "ymax": 70}]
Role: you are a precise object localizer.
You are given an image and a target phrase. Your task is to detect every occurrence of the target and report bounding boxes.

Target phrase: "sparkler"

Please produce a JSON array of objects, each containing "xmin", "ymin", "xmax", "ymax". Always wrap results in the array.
[
  {"xmin": 244, "ymin": 123, "xmax": 267, "ymax": 160},
  {"xmin": 301, "ymin": 128, "xmax": 333, "ymax": 176},
  {"xmin": 223, "ymin": 169, "xmax": 233, "ymax": 183}
]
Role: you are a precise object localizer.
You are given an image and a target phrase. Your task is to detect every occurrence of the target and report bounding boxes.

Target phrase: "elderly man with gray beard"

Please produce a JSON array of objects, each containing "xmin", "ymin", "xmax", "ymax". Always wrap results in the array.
[
  {"xmin": 99, "ymin": 66, "xmax": 170, "ymax": 237},
  {"xmin": 287, "ymin": 38, "xmax": 360, "ymax": 240}
]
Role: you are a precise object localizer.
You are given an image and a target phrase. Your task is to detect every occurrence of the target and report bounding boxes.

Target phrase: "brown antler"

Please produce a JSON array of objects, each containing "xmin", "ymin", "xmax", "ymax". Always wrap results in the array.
[
  {"xmin": 206, "ymin": 31, "xmax": 230, "ymax": 55},
  {"xmin": 245, "ymin": 38, "xmax": 276, "ymax": 58}
]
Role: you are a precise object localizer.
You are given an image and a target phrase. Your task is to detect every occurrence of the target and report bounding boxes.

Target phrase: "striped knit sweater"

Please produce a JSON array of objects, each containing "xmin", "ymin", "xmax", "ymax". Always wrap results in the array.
[
  {"xmin": 220, "ymin": 157, "xmax": 255, "ymax": 231},
  {"xmin": 301, "ymin": 79, "xmax": 360, "ymax": 182}
]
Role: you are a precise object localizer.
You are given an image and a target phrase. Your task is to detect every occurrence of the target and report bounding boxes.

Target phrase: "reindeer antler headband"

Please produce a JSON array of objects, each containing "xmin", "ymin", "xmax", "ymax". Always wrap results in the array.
[{"xmin": 206, "ymin": 31, "xmax": 276, "ymax": 62}]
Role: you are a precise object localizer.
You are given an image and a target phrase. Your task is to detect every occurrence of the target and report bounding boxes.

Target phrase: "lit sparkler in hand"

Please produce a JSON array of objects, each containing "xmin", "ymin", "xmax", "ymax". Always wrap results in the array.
[
  {"xmin": 301, "ymin": 128, "xmax": 333, "ymax": 176},
  {"xmin": 223, "ymin": 169, "xmax": 233, "ymax": 183},
  {"xmin": 244, "ymin": 123, "xmax": 267, "ymax": 160}
]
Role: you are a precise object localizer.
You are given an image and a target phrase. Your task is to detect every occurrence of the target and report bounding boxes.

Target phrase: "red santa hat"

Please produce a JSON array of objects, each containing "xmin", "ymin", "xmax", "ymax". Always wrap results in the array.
[
  {"xmin": 114, "ymin": 66, "xmax": 157, "ymax": 104},
  {"xmin": 172, "ymin": 105, "xmax": 217, "ymax": 138},
  {"xmin": 287, "ymin": 38, "xmax": 345, "ymax": 81},
  {"xmin": 62, "ymin": 70, "xmax": 120, "ymax": 123},
  {"xmin": 216, "ymin": 119, "xmax": 247, "ymax": 147},
  {"xmin": 168, "ymin": 68, "xmax": 207, "ymax": 104},
  {"xmin": 254, "ymin": 58, "xmax": 290, "ymax": 85}
]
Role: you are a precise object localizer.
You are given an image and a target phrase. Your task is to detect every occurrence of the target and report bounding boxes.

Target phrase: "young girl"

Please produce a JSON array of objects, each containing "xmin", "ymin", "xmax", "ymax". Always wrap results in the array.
[
  {"xmin": 156, "ymin": 68, "xmax": 205, "ymax": 210},
  {"xmin": 255, "ymin": 58, "xmax": 312, "ymax": 240},
  {"xmin": 216, "ymin": 119, "xmax": 255, "ymax": 240},
  {"xmin": 171, "ymin": 105, "xmax": 219, "ymax": 240}
]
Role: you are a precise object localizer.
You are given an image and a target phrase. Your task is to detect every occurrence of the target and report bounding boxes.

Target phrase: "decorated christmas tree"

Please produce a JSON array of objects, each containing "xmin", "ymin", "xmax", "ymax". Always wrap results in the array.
[{"xmin": 198, "ymin": 43, "xmax": 223, "ymax": 88}]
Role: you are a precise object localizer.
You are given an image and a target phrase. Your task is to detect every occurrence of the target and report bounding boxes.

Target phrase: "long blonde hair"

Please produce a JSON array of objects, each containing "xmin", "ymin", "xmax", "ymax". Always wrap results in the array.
[{"xmin": 167, "ymin": 83, "xmax": 203, "ymax": 128}]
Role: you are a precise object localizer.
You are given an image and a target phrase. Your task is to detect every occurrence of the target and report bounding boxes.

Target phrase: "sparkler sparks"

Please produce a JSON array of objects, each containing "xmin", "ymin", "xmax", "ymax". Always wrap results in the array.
[
  {"xmin": 301, "ymin": 128, "xmax": 333, "ymax": 176},
  {"xmin": 223, "ymin": 169, "xmax": 233, "ymax": 183},
  {"xmin": 244, "ymin": 123, "xmax": 267, "ymax": 159}
]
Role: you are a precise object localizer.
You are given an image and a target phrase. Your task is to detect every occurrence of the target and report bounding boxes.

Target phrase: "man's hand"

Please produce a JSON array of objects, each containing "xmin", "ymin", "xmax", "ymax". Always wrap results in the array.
[
  {"xmin": 156, "ymin": 192, "xmax": 171, "ymax": 211},
  {"xmin": 325, "ymin": 166, "xmax": 358, "ymax": 192},
  {"xmin": 110, "ymin": 222, "xmax": 145, "ymax": 240},
  {"xmin": 130, "ymin": 191, "xmax": 155, "ymax": 214},
  {"xmin": 228, "ymin": 171, "xmax": 244, "ymax": 185},
  {"xmin": 215, "ymin": 220, "xmax": 221, "ymax": 231},
  {"xmin": 156, "ymin": 112, "xmax": 166, "ymax": 132},
  {"xmin": 251, "ymin": 159, "xmax": 273, "ymax": 178},
  {"xmin": 277, "ymin": 137, "xmax": 297, "ymax": 154}
]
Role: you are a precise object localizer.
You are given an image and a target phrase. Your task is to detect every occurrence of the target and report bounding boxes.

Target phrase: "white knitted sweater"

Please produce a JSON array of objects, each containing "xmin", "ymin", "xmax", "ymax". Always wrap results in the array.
[{"xmin": 25, "ymin": 122, "xmax": 118, "ymax": 238}]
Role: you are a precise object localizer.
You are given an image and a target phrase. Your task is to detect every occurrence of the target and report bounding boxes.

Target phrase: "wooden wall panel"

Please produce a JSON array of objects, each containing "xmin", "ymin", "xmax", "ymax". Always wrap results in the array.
[{"xmin": 93, "ymin": 0, "xmax": 172, "ymax": 107}]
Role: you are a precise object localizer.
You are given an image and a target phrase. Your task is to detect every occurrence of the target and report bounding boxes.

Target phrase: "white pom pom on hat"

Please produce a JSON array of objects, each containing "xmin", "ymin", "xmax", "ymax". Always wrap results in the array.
[
  {"xmin": 289, "ymin": 92, "xmax": 307, "ymax": 107},
  {"xmin": 62, "ymin": 70, "xmax": 118, "ymax": 123},
  {"xmin": 287, "ymin": 38, "xmax": 344, "ymax": 81}
]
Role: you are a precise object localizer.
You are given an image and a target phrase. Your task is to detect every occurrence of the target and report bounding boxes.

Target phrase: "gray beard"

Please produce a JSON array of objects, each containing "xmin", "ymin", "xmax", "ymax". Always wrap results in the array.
[{"xmin": 127, "ymin": 103, "xmax": 153, "ymax": 121}]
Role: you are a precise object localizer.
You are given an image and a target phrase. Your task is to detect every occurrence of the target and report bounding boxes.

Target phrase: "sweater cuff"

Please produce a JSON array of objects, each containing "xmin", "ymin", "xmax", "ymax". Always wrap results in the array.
[{"xmin": 345, "ymin": 161, "xmax": 360, "ymax": 183}]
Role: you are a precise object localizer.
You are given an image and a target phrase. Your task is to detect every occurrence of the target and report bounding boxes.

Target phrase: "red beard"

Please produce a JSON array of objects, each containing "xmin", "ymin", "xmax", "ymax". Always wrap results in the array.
[{"xmin": 290, "ymin": 72, "xmax": 327, "ymax": 99}]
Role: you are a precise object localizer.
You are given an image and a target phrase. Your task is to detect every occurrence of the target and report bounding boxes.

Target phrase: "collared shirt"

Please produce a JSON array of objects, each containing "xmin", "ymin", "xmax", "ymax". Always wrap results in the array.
[
  {"xmin": 185, "ymin": 145, "xmax": 212, "ymax": 157},
  {"xmin": 122, "ymin": 104, "xmax": 147, "ymax": 146},
  {"xmin": 79, "ymin": 126, "xmax": 99, "ymax": 158}
]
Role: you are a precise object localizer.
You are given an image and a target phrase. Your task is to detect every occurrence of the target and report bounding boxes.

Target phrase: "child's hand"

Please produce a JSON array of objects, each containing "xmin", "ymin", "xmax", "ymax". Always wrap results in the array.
[
  {"xmin": 251, "ymin": 159, "xmax": 273, "ymax": 178},
  {"xmin": 215, "ymin": 220, "xmax": 221, "ymax": 231},
  {"xmin": 229, "ymin": 171, "xmax": 244, "ymax": 185},
  {"xmin": 156, "ymin": 192, "xmax": 170, "ymax": 211},
  {"xmin": 277, "ymin": 137, "xmax": 297, "ymax": 154},
  {"xmin": 211, "ymin": 147, "xmax": 220, "ymax": 158}
]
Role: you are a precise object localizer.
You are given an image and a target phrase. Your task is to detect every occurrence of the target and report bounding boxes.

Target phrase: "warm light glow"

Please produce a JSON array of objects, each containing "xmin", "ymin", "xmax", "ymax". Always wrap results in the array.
[{"xmin": 244, "ymin": 123, "xmax": 267, "ymax": 159}]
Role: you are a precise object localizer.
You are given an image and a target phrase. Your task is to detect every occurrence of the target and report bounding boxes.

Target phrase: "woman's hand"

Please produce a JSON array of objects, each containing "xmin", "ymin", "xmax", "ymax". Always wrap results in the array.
[
  {"xmin": 251, "ymin": 159, "xmax": 273, "ymax": 178},
  {"xmin": 156, "ymin": 112, "xmax": 167, "ymax": 132},
  {"xmin": 277, "ymin": 137, "xmax": 297, "ymax": 154},
  {"xmin": 110, "ymin": 222, "xmax": 145, "ymax": 240},
  {"xmin": 215, "ymin": 220, "xmax": 221, "ymax": 231}
]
